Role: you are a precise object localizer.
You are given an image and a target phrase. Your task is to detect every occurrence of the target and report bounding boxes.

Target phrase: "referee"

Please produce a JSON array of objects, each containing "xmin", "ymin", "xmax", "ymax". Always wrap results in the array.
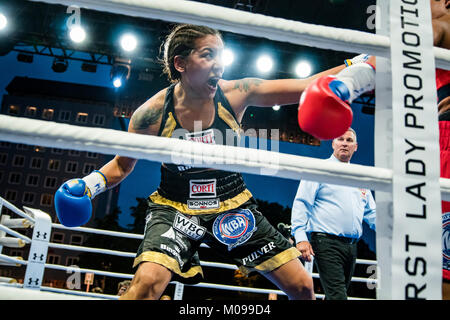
[{"xmin": 290, "ymin": 128, "xmax": 376, "ymax": 300}]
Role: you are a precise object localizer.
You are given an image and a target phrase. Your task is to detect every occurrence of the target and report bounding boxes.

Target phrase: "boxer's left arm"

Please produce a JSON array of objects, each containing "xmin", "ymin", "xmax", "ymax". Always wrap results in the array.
[{"xmin": 221, "ymin": 64, "xmax": 346, "ymax": 120}]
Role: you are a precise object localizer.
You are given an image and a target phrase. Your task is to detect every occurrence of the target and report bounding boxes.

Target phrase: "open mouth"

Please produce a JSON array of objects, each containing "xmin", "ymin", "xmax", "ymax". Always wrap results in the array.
[{"xmin": 207, "ymin": 77, "xmax": 220, "ymax": 89}]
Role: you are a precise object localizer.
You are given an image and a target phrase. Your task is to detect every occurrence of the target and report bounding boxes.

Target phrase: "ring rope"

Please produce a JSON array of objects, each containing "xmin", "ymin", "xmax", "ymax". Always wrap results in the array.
[
  {"xmin": 0, "ymin": 196, "xmax": 378, "ymax": 302},
  {"xmin": 0, "ymin": 225, "xmax": 31, "ymax": 244},
  {"xmin": 2, "ymin": 115, "xmax": 450, "ymax": 200},
  {"xmin": 1, "ymin": 1, "xmax": 416, "ymax": 299},
  {"xmin": 29, "ymin": 0, "xmax": 450, "ymax": 69}
]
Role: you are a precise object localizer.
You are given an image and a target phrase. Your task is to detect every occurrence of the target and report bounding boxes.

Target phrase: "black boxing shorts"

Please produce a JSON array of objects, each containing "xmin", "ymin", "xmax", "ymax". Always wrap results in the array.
[{"xmin": 133, "ymin": 198, "xmax": 300, "ymax": 284}]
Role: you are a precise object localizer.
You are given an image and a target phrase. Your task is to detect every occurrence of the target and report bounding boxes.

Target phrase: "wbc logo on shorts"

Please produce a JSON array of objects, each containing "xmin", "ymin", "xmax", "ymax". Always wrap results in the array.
[{"xmin": 212, "ymin": 209, "xmax": 257, "ymax": 251}]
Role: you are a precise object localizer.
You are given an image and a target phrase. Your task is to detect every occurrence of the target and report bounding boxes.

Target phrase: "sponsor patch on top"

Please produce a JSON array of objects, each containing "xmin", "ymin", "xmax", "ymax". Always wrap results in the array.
[{"xmin": 185, "ymin": 129, "xmax": 216, "ymax": 144}]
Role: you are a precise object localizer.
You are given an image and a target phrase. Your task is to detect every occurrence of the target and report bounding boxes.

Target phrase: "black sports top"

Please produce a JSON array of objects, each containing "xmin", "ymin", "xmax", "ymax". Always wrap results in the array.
[{"xmin": 149, "ymin": 83, "xmax": 253, "ymax": 215}]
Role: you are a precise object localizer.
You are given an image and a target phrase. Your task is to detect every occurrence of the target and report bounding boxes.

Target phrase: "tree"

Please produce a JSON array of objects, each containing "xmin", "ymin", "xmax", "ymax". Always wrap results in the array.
[{"xmin": 126, "ymin": 197, "xmax": 149, "ymax": 234}]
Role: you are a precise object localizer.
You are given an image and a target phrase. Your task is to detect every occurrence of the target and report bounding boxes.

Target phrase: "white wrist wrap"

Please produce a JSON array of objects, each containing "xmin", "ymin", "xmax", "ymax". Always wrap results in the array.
[
  {"xmin": 82, "ymin": 171, "xmax": 107, "ymax": 199},
  {"xmin": 344, "ymin": 53, "xmax": 370, "ymax": 67},
  {"xmin": 336, "ymin": 63, "xmax": 375, "ymax": 103}
]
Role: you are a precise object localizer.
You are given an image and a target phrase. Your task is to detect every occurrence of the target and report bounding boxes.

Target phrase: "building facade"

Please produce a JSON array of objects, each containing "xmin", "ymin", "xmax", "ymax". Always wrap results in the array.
[{"xmin": 0, "ymin": 76, "xmax": 121, "ymax": 288}]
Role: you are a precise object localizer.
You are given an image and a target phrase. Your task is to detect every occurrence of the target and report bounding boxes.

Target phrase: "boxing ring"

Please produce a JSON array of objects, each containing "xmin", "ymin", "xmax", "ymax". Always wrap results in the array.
[
  {"xmin": 0, "ymin": 0, "xmax": 449, "ymax": 299},
  {"xmin": 0, "ymin": 196, "xmax": 377, "ymax": 300}
]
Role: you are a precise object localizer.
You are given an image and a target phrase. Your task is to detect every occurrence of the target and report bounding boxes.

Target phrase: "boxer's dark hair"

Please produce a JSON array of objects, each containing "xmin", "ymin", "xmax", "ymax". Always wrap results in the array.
[{"xmin": 161, "ymin": 24, "xmax": 222, "ymax": 83}]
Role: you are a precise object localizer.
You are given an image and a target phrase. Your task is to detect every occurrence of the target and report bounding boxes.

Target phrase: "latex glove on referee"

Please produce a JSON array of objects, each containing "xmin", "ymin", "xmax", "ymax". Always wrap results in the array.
[
  {"xmin": 298, "ymin": 54, "xmax": 375, "ymax": 140},
  {"xmin": 54, "ymin": 170, "xmax": 107, "ymax": 227}
]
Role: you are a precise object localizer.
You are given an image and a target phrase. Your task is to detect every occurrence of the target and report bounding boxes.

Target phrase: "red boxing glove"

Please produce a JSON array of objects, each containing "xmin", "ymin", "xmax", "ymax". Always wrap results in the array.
[{"xmin": 298, "ymin": 76, "xmax": 353, "ymax": 140}]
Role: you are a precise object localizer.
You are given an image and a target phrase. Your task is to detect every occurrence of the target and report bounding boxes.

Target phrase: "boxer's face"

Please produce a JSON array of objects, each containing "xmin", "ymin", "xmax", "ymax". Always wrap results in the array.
[
  {"xmin": 332, "ymin": 130, "xmax": 358, "ymax": 163},
  {"xmin": 430, "ymin": 0, "xmax": 449, "ymax": 19},
  {"xmin": 176, "ymin": 34, "xmax": 224, "ymax": 99}
]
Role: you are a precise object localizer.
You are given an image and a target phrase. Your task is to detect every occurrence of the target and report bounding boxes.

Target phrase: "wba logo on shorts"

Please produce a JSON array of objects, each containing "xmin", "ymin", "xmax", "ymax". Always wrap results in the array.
[
  {"xmin": 185, "ymin": 128, "xmax": 216, "ymax": 144},
  {"xmin": 213, "ymin": 209, "xmax": 257, "ymax": 251},
  {"xmin": 189, "ymin": 179, "xmax": 217, "ymax": 198},
  {"xmin": 173, "ymin": 213, "xmax": 206, "ymax": 240}
]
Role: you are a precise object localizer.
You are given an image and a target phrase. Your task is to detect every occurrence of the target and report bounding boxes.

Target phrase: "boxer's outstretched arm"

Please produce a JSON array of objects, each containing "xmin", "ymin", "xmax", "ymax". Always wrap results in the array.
[
  {"xmin": 221, "ymin": 64, "xmax": 346, "ymax": 120},
  {"xmin": 96, "ymin": 95, "xmax": 165, "ymax": 188}
]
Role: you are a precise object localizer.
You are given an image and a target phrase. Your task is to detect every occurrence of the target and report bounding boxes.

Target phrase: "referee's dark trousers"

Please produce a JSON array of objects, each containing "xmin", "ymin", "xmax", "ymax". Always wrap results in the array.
[{"xmin": 310, "ymin": 232, "xmax": 358, "ymax": 300}]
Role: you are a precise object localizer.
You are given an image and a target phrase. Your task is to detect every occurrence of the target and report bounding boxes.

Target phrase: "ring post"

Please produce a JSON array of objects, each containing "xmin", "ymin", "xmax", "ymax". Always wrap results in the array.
[{"xmin": 23, "ymin": 207, "xmax": 52, "ymax": 290}]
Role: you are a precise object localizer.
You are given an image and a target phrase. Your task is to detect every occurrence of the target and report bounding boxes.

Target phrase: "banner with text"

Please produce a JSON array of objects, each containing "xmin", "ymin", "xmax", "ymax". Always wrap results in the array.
[{"xmin": 390, "ymin": 0, "xmax": 442, "ymax": 299}]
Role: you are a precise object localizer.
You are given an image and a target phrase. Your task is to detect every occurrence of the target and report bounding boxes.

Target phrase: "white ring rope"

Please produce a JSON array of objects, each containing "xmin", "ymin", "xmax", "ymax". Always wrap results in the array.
[
  {"xmin": 0, "ymin": 225, "xmax": 31, "ymax": 244},
  {"xmin": 30, "ymin": 0, "xmax": 450, "ymax": 70},
  {"xmin": 2, "ymin": 115, "xmax": 450, "ymax": 200},
  {"xmin": 3, "ymin": 0, "xmax": 434, "ymax": 300},
  {"xmin": 0, "ymin": 197, "xmax": 378, "ymax": 301}
]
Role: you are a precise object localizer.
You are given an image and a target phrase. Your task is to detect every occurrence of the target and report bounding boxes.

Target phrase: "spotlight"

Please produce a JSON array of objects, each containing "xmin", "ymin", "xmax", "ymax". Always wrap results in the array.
[
  {"xmin": 0, "ymin": 13, "xmax": 7, "ymax": 31},
  {"xmin": 51, "ymin": 57, "xmax": 68, "ymax": 73},
  {"xmin": 295, "ymin": 61, "xmax": 312, "ymax": 78},
  {"xmin": 119, "ymin": 33, "xmax": 137, "ymax": 52},
  {"xmin": 110, "ymin": 59, "xmax": 131, "ymax": 88},
  {"xmin": 69, "ymin": 25, "xmax": 86, "ymax": 43},
  {"xmin": 256, "ymin": 55, "xmax": 273, "ymax": 73},
  {"xmin": 113, "ymin": 78, "xmax": 122, "ymax": 88},
  {"xmin": 17, "ymin": 53, "xmax": 33, "ymax": 63},
  {"xmin": 222, "ymin": 48, "xmax": 234, "ymax": 66},
  {"xmin": 272, "ymin": 105, "xmax": 280, "ymax": 111}
]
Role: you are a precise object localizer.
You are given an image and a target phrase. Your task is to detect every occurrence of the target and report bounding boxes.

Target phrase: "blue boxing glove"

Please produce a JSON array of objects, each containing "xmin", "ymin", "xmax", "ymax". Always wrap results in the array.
[{"xmin": 54, "ymin": 171, "xmax": 107, "ymax": 227}]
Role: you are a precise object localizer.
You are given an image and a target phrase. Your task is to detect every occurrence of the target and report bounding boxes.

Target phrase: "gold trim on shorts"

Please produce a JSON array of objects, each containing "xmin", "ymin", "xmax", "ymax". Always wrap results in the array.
[
  {"xmin": 240, "ymin": 247, "xmax": 301, "ymax": 275},
  {"xmin": 133, "ymin": 251, "xmax": 203, "ymax": 279},
  {"xmin": 149, "ymin": 189, "xmax": 253, "ymax": 215}
]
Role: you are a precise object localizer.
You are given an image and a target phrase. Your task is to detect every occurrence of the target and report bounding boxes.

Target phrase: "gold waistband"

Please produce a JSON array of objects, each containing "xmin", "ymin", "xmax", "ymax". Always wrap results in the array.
[{"xmin": 149, "ymin": 189, "xmax": 253, "ymax": 215}]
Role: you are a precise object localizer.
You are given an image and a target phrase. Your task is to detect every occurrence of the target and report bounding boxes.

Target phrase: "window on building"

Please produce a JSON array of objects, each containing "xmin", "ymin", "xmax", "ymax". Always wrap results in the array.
[
  {"xmin": 8, "ymin": 172, "xmax": 22, "ymax": 185},
  {"xmin": 12, "ymin": 155, "xmax": 24, "ymax": 167},
  {"xmin": 68, "ymin": 150, "xmax": 80, "ymax": 157},
  {"xmin": 59, "ymin": 110, "xmax": 71, "ymax": 122},
  {"xmin": 8, "ymin": 105, "xmax": 20, "ymax": 115},
  {"xmin": 86, "ymin": 152, "xmax": 98, "ymax": 159},
  {"xmin": 65, "ymin": 161, "xmax": 78, "ymax": 173},
  {"xmin": 51, "ymin": 148, "xmax": 64, "ymax": 155},
  {"xmin": 82, "ymin": 163, "xmax": 96, "ymax": 175},
  {"xmin": 93, "ymin": 114, "xmax": 105, "ymax": 126},
  {"xmin": 26, "ymin": 174, "xmax": 39, "ymax": 187},
  {"xmin": 25, "ymin": 106, "xmax": 37, "ymax": 117},
  {"xmin": 4, "ymin": 190, "xmax": 17, "ymax": 202},
  {"xmin": 51, "ymin": 232, "xmax": 65, "ymax": 244},
  {"xmin": 40, "ymin": 194, "xmax": 53, "ymax": 207},
  {"xmin": 22, "ymin": 192, "xmax": 36, "ymax": 205},
  {"xmin": 47, "ymin": 159, "xmax": 61, "ymax": 171},
  {"xmin": 76, "ymin": 112, "xmax": 88, "ymax": 124},
  {"xmin": 0, "ymin": 153, "xmax": 8, "ymax": 165},
  {"xmin": 33, "ymin": 146, "xmax": 45, "ymax": 153},
  {"xmin": 42, "ymin": 108, "xmax": 54, "ymax": 120},
  {"xmin": 16, "ymin": 144, "xmax": 29, "ymax": 151},
  {"xmin": 0, "ymin": 171, "xmax": 3, "ymax": 182},
  {"xmin": 0, "ymin": 142, "xmax": 11, "ymax": 149},
  {"xmin": 9, "ymin": 250, "xmax": 22, "ymax": 258},
  {"xmin": 44, "ymin": 176, "xmax": 57, "ymax": 189},
  {"xmin": 30, "ymin": 157, "xmax": 43, "ymax": 169},
  {"xmin": 47, "ymin": 254, "xmax": 60, "ymax": 265},
  {"xmin": 66, "ymin": 256, "xmax": 79, "ymax": 266},
  {"xmin": 70, "ymin": 234, "xmax": 83, "ymax": 246}
]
